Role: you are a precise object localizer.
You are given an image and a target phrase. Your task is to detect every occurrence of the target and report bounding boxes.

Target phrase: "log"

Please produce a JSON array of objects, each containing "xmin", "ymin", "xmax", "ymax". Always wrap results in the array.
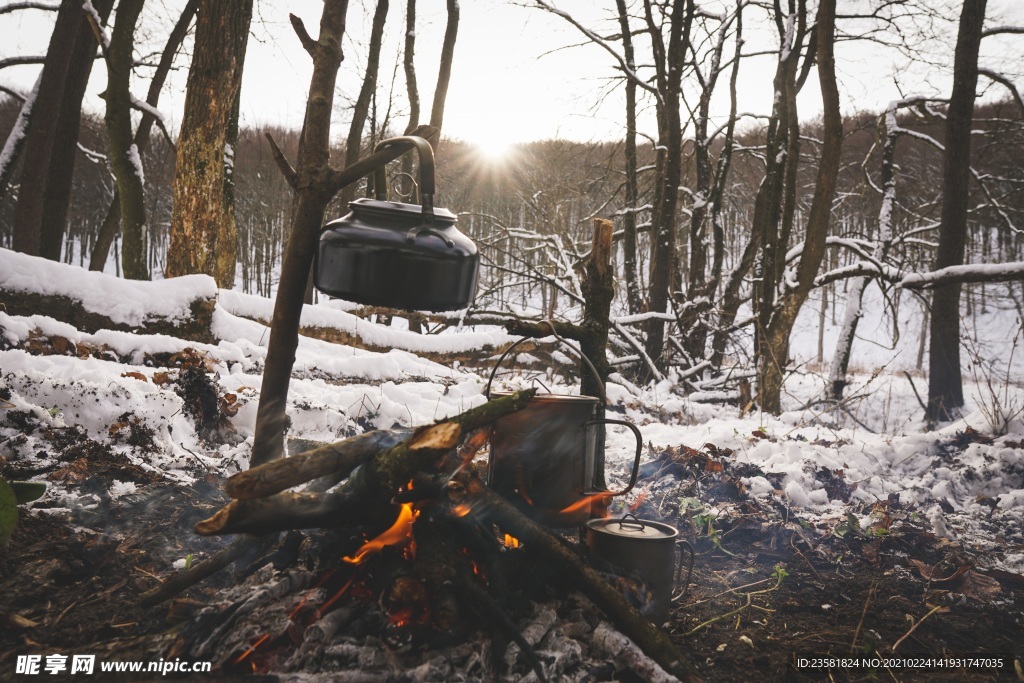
[
  {"xmin": 194, "ymin": 491, "xmax": 364, "ymax": 536},
  {"xmin": 197, "ymin": 390, "xmax": 536, "ymax": 536},
  {"xmin": 1, "ymin": 249, "xmax": 217, "ymax": 343},
  {"xmin": 471, "ymin": 482, "xmax": 702, "ymax": 683},
  {"xmin": 224, "ymin": 428, "xmax": 412, "ymax": 499}
]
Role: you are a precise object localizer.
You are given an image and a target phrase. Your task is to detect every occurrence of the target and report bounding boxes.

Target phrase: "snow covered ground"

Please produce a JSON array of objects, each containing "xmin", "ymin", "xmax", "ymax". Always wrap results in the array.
[{"xmin": 2, "ymin": 248, "xmax": 1022, "ymax": 577}]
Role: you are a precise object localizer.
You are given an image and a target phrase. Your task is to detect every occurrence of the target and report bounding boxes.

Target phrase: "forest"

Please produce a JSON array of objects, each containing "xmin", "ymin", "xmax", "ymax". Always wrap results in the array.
[{"xmin": 1, "ymin": 1, "xmax": 1024, "ymax": 681}]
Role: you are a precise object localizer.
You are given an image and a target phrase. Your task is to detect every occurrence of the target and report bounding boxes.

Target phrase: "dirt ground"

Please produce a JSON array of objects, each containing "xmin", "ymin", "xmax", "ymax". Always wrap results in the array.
[{"xmin": 1, "ymin": 425, "xmax": 1023, "ymax": 682}]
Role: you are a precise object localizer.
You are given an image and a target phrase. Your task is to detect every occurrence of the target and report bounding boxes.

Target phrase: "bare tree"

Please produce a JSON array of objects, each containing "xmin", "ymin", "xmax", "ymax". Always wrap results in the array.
[
  {"xmin": 927, "ymin": 0, "xmax": 988, "ymax": 422},
  {"xmin": 757, "ymin": 0, "xmax": 842, "ymax": 414}
]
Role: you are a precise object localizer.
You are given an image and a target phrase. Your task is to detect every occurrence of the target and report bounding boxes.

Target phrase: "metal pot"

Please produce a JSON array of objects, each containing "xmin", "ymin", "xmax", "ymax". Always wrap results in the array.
[
  {"xmin": 585, "ymin": 515, "xmax": 691, "ymax": 625},
  {"xmin": 314, "ymin": 136, "xmax": 479, "ymax": 312},
  {"xmin": 485, "ymin": 333, "xmax": 643, "ymax": 527}
]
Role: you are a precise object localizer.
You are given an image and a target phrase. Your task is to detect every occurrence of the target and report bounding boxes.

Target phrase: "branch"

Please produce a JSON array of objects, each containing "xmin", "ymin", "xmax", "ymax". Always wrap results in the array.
[
  {"xmin": 0, "ymin": 84, "xmax": 26, "ymax": 102},
  {"xmin": 0, "ymin": 55, "xmax": 46, "ymax": 70},
  {"xmin": 899, "ymin": 262, "xmax": 1024, "ymax": 289},
  {"xmin": 265, "ymin": 131, "xmax": 298, "ymax": 189},
  {"xmin": 290, "ymin": 13, "xmax": 317, "ymax": 56},
  {"xmin": 978, "ymin": 68, "xmax": 1024, "ymax": 116},
  {"xmin": 0, "ymin": 1, "xmax": 59, "ymax": 15},
  {"xmin": 128, "ymin": 95, "xmax": 173, "ymax": 149},
  {"xmin": 982, "ymin": 25, "xmax": 1024, "ymax": 38}
]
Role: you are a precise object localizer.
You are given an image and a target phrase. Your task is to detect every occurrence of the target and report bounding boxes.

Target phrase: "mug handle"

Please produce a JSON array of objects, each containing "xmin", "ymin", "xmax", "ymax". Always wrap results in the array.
[
  {"xmin": 672, "ymin": 539, "xmax": 695, "ymax": 602},
  {"xmin": 583, "ymin": 418, "xmax": 642, "ymax": 497}
]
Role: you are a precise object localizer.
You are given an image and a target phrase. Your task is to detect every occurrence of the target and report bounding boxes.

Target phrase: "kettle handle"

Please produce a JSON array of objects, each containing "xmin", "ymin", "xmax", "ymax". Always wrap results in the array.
[
  {"xmin": 583, "ymin": 418, "xmax": 643, "ymax": 497},
  {"xmin": 372, "ymin": 136, "xmax": 436, "ymax": 220},
  {"xmin": 483, "ymin": 320, "xmax": 606, "ymax": 404}
]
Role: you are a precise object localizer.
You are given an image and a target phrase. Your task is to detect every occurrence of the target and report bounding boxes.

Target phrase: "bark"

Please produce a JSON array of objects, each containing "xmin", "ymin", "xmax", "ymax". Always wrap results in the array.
[
  {"xmin": 104, "ymin": 0, "xmax": 149, "ymax": 280},
  {"xmin": 402, "ymin": 0, "xmax": 419, "ymax": 134},
  {"xmin": 615, "ymin": 0, "xmax": 642, "ymax": 316},
  {"xmin": 89, "ymin": 0, "xmax": 198, "ymax": 272},
  {"xmin": 926, "ymin": 0, "xmax": 987, "ymax": 423},
  {"xmin": 166, "ymin": 0, "xmax": 253, "ymax": 287},
  {"xmin": 12, "ymin": 0, "xmax": 108, "ymax": 257},
  {"xmin": 338, "ymin": 0, "xmax": 389, "ymax": 208},
  {"xmin": 758, "ymin": 0, "xmax": 842, "ymax": 414},
  {"xmin": 224, "ymin": 428, "xmax": 411, "ymax": 499}
]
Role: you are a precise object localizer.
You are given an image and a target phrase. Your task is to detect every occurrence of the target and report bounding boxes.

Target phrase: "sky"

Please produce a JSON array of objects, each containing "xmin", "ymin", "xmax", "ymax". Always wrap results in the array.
[{"xmin": 1, "ymin": 0, "xmax": 1023, "ymax": 152}]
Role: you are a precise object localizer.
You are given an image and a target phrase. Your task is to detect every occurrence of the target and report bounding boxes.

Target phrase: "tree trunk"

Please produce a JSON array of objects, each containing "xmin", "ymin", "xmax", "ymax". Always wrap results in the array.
[
  {"xmin": 428, "ymin": 0, "xmax": 459, "ymax": 140},
  {"xmin": 829, "ymin": 104, "xmax": 898, "ymax": 398},
  {"xmin": 642, "ymin": 0, "xmax": 691, "ymax": 370},
  {"xmin": 13, "ymin": 0, "xmax": 108, "ymax": 257},
  {"xmin": 166, "ymin": 0, "xmax": 252, "ymax": 287},
  {"xmin": 104, "ymin": 0, "xmax": 149, "ymax": 280},
  {"xmin": 758, "ymin": 0, "xmax": 842, "ymax": 414},
  {"xmin": 926, "ymin": 0, "xmax": 987, "ymax": 423},
  {"xmin": 89, "ymin": 0, "xmax": 198, "ymax": 273},
  {"xmin": 615, "ymin": 0, "xmax": 643, "ymax": 316},
  {"xmin": 0, "ymin": 73, "xmax": 41, "ymax": 204}
]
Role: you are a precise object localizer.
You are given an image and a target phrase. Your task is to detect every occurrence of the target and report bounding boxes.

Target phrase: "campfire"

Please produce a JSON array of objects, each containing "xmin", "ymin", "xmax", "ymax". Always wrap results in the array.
[{"xmin": 143, "ymin": 389, "xmax": 699, "ymax": 681}]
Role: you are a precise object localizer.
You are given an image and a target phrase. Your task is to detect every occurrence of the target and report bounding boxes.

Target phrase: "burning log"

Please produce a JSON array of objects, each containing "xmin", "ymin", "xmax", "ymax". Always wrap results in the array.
[
  {"xmin": 194, "ymin": 492, "xmax": 367, "ymax": 536},
  {"xmin": 224, "ymin": 428, "xmax": 412, "ymax": 499}
]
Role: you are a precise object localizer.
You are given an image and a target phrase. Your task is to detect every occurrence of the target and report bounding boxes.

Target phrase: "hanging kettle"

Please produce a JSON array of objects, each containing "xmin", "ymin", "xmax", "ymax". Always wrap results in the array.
[{"xmin": 314, "ymin": 136, "xmax": 479, "ymax": 311}]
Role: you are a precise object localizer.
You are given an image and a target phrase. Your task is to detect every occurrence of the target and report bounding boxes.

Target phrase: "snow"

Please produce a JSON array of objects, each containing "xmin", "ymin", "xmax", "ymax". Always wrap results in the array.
[
  {"xmin": 0, "ymin": 248, "xmax": 216, "ymax": 327},
  {"xmin": 1, "ymin": 256, "xmax": 1023, "ymax": 575},
  {"xmin": 81, "ymin": 0, "xmax": 109, "ymax": 51},
  {"xmin": 127, "ymin": 143, "xmax": 144, "ymax": 184},
  {"xmin": 0, "ymin": 71, "xmax": 41, "ymax": 176}
]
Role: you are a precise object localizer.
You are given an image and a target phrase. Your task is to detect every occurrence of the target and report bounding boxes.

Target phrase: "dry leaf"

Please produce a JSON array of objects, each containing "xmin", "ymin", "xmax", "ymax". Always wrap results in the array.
[{"xmin": 121, "ymin": 371, "xmax": 148, "ymax": 382}]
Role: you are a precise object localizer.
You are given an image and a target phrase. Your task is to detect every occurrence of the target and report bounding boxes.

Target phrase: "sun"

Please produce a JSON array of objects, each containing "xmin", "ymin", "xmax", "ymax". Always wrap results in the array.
[{"xmin": 473, "ymin": 137, "xmax": 514, "ymax": 162}]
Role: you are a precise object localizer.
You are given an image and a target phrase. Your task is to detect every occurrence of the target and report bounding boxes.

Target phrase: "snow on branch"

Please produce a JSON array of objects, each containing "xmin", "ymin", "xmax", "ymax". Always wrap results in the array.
[
  {"xmin": 0, "ymin": 1, "xmax": 59, "ymax": 15},
  {"xmin": 899, "ymin": 262, "xmax": 1024, "ymax": 289},
  {"xmin": 0, "ymin": 55, "xmax": 46, "ymax": 70},
  {"xmin": 82, "ymin": 0, "xmax": 110, "ymax": 56},
  {"xmin": 129, "ymin": 94, "xmax": 174, "ymax": 148},
  {"xmin": 982, "ymin": 25, "xmax": 1024, "ymax": 38}
]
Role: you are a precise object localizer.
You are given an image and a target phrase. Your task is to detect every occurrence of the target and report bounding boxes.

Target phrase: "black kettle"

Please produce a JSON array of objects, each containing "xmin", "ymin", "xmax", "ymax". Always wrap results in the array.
[{"xmin": 314, "ymin": 136, "xmax": 479, "ymax": 312}]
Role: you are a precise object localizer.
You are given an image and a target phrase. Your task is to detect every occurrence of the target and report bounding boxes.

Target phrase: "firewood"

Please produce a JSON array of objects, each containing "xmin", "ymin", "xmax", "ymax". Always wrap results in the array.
[
  {"xmin": 193, "ymin": 491, "xmax": 366, "ymax": 536},
  {"xmin": 196, "ymin": 390, "xmax": 536, "ymax": 536},
  {"xmin": 470, "ymin": 482, "xmax": 702, "ymax": 683},
  {"xmin": 224, "ymin": 428, "xmax": 411, "ymax": 500},
  {"xmin": 592, "ymin": 621, "xmax": 680, "ymax": 683}
]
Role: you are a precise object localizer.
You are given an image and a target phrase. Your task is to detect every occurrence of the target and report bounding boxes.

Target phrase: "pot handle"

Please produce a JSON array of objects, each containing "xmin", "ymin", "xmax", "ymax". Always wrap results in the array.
[
  {"xmin": 584, "ymin": 418, "xmax": 643, "ymax": 497},
  {"xmin": 672, "ymin": 539, "xmax": 695, "ymax": 603},
  {"xmin": 371, "ymin": 135, "xmax": 436, "ymax": 220},
  {"xmin": 483, "ymin": 320, "xmax": 606, "ymax": 404}
]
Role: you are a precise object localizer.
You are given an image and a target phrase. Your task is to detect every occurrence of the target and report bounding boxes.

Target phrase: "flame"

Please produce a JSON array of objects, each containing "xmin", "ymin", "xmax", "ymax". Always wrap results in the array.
[
  {"xmin": 502, "ymin": 533, "xmax": 521, "ymax": 549},
  {"xmin": 315, "ymin": 573, "xmax": 357, "ymax": 617},
  {"xmin": 452, "ymin": 503, "xmax": 472, "ymax": 517},
  {"xmin": 343, "ymin": 503, "xmax": 419, "ymax": 565},
  {"xmin": 557, "ymin": 493, "xmax": 612, "ymax": 519},
  {"xmin": 233, "ymin": 633, "xmax": 270, "ymax": 665}
]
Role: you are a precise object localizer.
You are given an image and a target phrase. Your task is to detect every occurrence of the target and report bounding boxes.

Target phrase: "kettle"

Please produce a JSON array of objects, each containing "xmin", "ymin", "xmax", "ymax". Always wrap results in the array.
[{"xmin": 314, "ymin": 136, "xmax": 479, "ymax": 312}]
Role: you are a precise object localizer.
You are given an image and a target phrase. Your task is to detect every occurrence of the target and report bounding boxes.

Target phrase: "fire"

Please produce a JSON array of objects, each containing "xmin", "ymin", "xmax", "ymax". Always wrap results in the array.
[
  {"xmin": 233, "ymin": 633, "xmax": 270, "ymax": 665},
  {"xmin": 343, "ymin": 503, "xmax": 419, "ymax": 565},
  {"xmin": 502, "ymin": 533, "xmax": 521, "ymax": 549},
  {"xmin": 557, "ymin": 493, "xmax": 612, "ymax": 519},
  {"xmin": 452, "ymin": 503, "xmax": 472, "ymax": 517}
]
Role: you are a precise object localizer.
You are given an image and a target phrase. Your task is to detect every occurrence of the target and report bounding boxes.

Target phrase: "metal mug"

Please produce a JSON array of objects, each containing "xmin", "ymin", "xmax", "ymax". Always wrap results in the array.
[{"xmin": 484, "ymin": 333, "xmax": 643, "ymax": 527}]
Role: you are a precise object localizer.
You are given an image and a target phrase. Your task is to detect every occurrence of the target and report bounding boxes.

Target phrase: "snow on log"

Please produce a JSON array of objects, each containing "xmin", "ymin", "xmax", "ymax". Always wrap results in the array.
[
  {"xmin": 218, "ymin": 289, "xmax": 517, "ymax": 363},
  {"xmin": 899, "ymin": 261, "xmax": 1024, "ymax": 289},
  {"xmin": 0, "ymin": 247, "xmax": 217, "ymax": 341}
]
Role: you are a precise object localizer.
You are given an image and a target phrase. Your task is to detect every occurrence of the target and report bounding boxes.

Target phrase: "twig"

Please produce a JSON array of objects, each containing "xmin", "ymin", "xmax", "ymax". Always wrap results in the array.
[
  {"xmin": 902, "ymin": 371, "xmax": 927, "ymax": 412},
  {"xmin": 892, "ymin": 605, "xmax": 945, "ymax": 652},
  {"xmin": 138, "ymin": 535, "xmax": 265, "ymax": 606},
  {"xmin": 850, "ymin": 581, "xmax": 875, "ymax": 653}
]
